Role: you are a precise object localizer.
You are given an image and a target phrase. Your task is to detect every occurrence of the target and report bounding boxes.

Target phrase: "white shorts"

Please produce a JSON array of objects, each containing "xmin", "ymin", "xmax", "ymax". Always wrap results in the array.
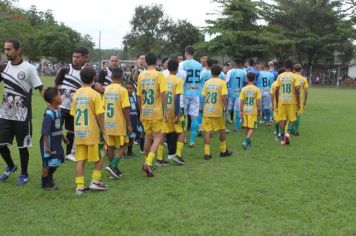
[
  {"xmin": 184, "ymin": 96, "xmax": 199, "ymax": 117},
  {"xmin": 228, "ymin": 97, "xmax": 240, "ymax": 112},
  {"xmin": 262, "ymin": 91, "xmax": 271, "ymax": 109}
]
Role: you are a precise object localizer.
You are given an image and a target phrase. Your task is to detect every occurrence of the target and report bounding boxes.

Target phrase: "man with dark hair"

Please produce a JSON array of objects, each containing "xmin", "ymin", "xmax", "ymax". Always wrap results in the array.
[
  {"xmin": 178, "ymin": 46, "xmax": 203, "ymax": 148},
  {"xmin": 131, "ymin": 53, "xmax": 146, "ymax": 83},
  {"xmin": 200, "ymin": 54, "xmax": 208, "ymax": 71},
  {"xmin": 245, "ymin": 58, "xmax": 260, "ymax": 85},
  {"xmin": 0, "ymin": 39, "xmax": 44, "ymax": 185},
  {"xmin": 96, "ymin": 55, "xmax": 119, "ymax": 92},
  {"xmin": 54, "ymin": 46, "xmax": 89, "ymax": 161}
]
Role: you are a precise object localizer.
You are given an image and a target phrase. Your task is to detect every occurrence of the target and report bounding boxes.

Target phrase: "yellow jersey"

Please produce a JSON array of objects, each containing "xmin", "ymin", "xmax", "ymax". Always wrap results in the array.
[
  {"xmin": 103, "ymin": 83, "xmax": 130, "ymax": 136},
  {"xmin": 70, "ymin": 87, "xmax": 105, "ymax": 145},
  {"xmin": 137, "ymin": 69, "xmax": 168, "ymax": 120},
  {"xmin": 295, "ymin": 74, "xmax": 309, "ymax": 104},
  {"xmin": 275, "ymin": 72, "xmax": 300, "ymax": 105},
  {"xmin": 240, "ymin": 84, "xmax": 261, "ymax": 115},
  {"xmin": 166, "ymin": 74, "xmax": 184, "ymax": 119},
  {"xmin": 202, "ymin": 77, "xmax": 228, "ymax": 118},
  {"xmin": 270, "ymin": 81, "xmax": 277, "ymax": 112}
]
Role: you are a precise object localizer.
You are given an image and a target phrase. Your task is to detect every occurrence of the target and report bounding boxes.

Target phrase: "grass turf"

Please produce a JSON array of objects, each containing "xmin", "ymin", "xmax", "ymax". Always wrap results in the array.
[{"xmin": 0, "ymin": 77, "xmax": 355, "ymax": 235}]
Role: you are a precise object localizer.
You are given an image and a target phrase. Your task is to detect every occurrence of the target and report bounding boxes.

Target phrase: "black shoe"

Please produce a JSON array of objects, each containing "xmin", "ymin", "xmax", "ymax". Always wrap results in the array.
[
  {"xmin": 127, "ymin": 151, "xmax": 134, "ymax": 157},
  {"xmin": 219, "ymin": 150, "xmax": 232, "ymax": 157},
  {"xmin": 204, "ymin": 154, "xmax": 212, "ymax": 160},
  {"xmin": 294, "ymin": 131, "xmax": 300, "ymax": 136},
  {"xmin": 105, "ymin": 165, "xmax": 123, "ymax": 179},
  {"xmin": 197, "ymin": 131, "xmax": 203, "ymax": 137},
  {"xmin": 154, "ymin": 160, "xmax": 169, "ymax": 167}
]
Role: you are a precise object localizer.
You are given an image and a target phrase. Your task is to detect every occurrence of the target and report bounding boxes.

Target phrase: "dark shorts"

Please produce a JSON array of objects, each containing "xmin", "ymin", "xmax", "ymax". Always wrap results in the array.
[
  {"xmin": 39, "ymin": 136, "xmax": 64, "ymax": 168},
  {"xmin": 0, "ymin": 119, "xmax": 32, "ymax": 148},
  {"xmin": 60, "ymin": 109, "xmax": 74, "ymax": 132}
]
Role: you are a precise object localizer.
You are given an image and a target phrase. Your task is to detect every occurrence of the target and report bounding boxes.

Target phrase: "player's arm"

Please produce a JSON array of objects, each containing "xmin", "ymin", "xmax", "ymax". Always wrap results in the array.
[
  {"xmin": 295, "ymin": 86, "xmax": 301, "ymax": 109},
  {"xmin": 94, "ymin": 70, "xmax": 106, "ymax": 94},
  {"xmin": 54, "ymin": 67, "xmax": 68, "ymax": 88},
  {"xmin": 222, "ymin": 94, "xmax": 228, "ymax": 111},
  {"xmin": 257, "ymin": 98, "xmax": 262, "ymax": 118},
  {"xmin": 123, "ymin": 107, "xmax": 133, "ymax": 134},
  {"xmin": 96, "ymin": 113, "xmax": 106, "ymax": 140},
  {"xmin": 239, "ymin": 98, "xmax": 244, "ymax": 119},
  {"xmin": 161, "ymin": 92, "xmax": 168, "ymax": 121},
  {"xmin": 304, "ymin": 88, "xmax": 308, "ymax": 106},
  {"xmin": 274, "ymin": 86, "xmax": 279, "ymax": 108},
  {"xmin": 43, "ymin": 135, "xmax": 51, "ymax": 154}
]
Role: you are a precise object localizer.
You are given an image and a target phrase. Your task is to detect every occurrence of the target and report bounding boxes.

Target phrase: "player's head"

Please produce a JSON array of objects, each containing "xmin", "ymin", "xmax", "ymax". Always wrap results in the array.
[
  {"xmin": 44, "ymin": 87, "xmax": 62, "ymax": 105},
  {"xmin": 211, "ymin": 65, "xmax": 222, "ymax": 77},
  {"xmin": 111, "ymin": 68, "xmax": 123, "ymax": 82},
  {"xmin": 206, "ymin": 59, "xmax": 214, "ymax": 69},
  {"xmin": 248, "ymin": 58, "xmax": 255, "ymax": 67},
  {"xmin": 162, "ymin": 57, "xmax": 169, "ymax": 69},
  {"xmin": 278, "ymin": 67, "xmax": 286, "ymax": 75},
  {"xmin": 284, "ymin": 59, "xmax": 293, "ymax": 70},
  {"xmin": 268, "ymin": 61, "xmax": 275, "ymax": 69},
  {"xmin": 177, "ymin": 55, "xmax": 184, "ymax": 63},
  {"xmin": 234, "ymin": 57, "xmax": 243, "ymax": 67},
  {"xmin": 72, "ymin": 47, "xmax": 89, "ymax": 67},
  {"xmin": 223, "ymin": 62, "xmax": 231, "ymax": 74},
  {"xmin": 109, "ymin": 55, "xmax": 119, "ymax": 69},
  {"xmin": 258, "ymin": 63, "xmax": 266, "ymax": 71},
  {"xmin": 200, "ymin": 54, "xmax": 208, "ymax": 66},
  {"xmin": 80, "ymin": 66, "xmax": 96, "ymax": 85},
  {"xmin": 145, "ymin": 53, "xmax": 157, "ymax": 66},
  {"xmin": 185, "ymin": 46, "xmax": 195, "ymax": 58},
  {"xmin": 247, "ymin": 72, "xmax": 256, "ymax": 83},
  {"xmin": 293, "ymin": 63, "xmax": 302, "ymax": 73},
  {"xmin": 168, "ymin": 59, "xmax": 179, "ymax": 73},
  {"xmin": 4, "ymin": 39, "xmax": 22, "ymax": 61},
  {"xmin": 136, "ymin": 53, "xmax": 146, "ymax": 67},
  {"xmin": 125, "ymin": 82, "xmax": 135, "ymax": 96}
]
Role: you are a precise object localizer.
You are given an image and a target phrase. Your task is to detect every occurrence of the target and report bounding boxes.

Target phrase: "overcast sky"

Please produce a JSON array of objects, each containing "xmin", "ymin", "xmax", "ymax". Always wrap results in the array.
[{"xmin": 16, "ymin": 0, "xmax": 219, "ymax": 49}]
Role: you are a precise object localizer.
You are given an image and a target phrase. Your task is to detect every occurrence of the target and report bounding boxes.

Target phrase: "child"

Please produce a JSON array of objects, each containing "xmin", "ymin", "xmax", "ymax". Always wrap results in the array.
[
  {"xmin": 240, "ymin": 72, "xmax": 262, "ymax": 149},
  {"xmin": 125, "ymin": 82, "xmax": 144, "ymax": 156},
  {"xmin": 137, "ymin": 53, "xmax": 168, "ymax": 177},
  {"xmin": 104, "ymin": 68, "xmax": 132, "ymax": 179},
  {"xmin": 70, "ymin": 66, "xmax": 108, "ymax": 194},
  {"xmin": 201, "ymin": 65, "xmax": 232, "ymax": 160},
  {"xmin": 40, "ymin": 87, "xmax": 66, "ymax": 190}
]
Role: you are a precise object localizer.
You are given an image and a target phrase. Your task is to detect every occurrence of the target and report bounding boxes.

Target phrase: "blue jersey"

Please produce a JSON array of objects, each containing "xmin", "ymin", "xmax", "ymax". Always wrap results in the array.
[
  {"xmin": 227, "ymin": 68, "xmax": 246, "ymax": 98},
  {"xmin": 181, "ymin": 59, "xmax": 203, "ymax": 97},
  {"xmin": 245, "ymin": 67, "xmax": 260, "ymax": 86},
  {"xmin": 257, "ymin": 71, "xmax": 275, "ymax": 93},
  {"xmin": 270, "ymin": 69, "xmax": 278, "ymax": 81}
]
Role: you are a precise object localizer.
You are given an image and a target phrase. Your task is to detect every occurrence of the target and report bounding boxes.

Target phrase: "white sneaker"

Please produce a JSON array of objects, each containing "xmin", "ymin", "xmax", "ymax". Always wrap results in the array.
[
  {"xmin": 167, "ymin": 154, "xmax": 175, "ymax": 161},
  {"xmin": 225, "ymin": 128, "xmax": 231, "ymax": 133},
  {"xmin": 89, "ymin": 181, "xmax": 109, "ymax": 191},
  {"xmin": 65, "ymin": 153, "xmax": 77, "ymax": 162}
]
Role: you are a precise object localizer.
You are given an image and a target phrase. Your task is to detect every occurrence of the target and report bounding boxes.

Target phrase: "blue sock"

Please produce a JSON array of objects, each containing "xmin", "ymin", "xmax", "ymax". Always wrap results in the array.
[
  {"xmin": 234, "ymin": 111, "xmax": 240, "ymax": 129},
  {"xmin": 266, "ymin": 109, "xmax": 271, "ymax": 123},
  {"xmin": 190, "ymin": 118, "xmax": 199, "ymax": 144},
  {"xmin": 198, "ymin": 112, "xmax": 203, "ymax": 126}
]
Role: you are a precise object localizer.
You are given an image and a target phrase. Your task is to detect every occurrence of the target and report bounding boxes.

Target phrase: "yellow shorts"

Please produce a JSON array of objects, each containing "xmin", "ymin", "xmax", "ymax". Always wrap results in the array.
[
  {"xmin": 243, "ymin": 115, "xmax": 257, "ymax": 129},
  {"xmin": 107, "ymin": 135, "xmax": 129, "ymax": 147},
  {"xmin": 162, "ymin": 119, "xmax": 184, "ymax": 134},
  {"xmin": 142, "ymin": 119, "xmax": 163, "ymax": 135},
  {"xmin": 76, "ymin": 144, "xmax": 99, "ymax": 162},
  {"xmin": 278, "ymin": 104, "xmax": 297, "ymax": 122},
  {"xmin": 202, "ymin": 117, "xmax": 225, "ymax": 132}
]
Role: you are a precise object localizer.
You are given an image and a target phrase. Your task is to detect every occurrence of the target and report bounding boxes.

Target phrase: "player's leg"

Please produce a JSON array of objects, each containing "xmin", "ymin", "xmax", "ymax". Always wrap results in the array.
[
  {"xmin": 219, "ymin": 119, "xmax": 232, "ymax": 157},
  {"xmin": 294, "ymin": 115, "xmax": 301, "ymax": 135},
  {"xmin": 174, "ymin": 131, "xmax": 185, "ymax": 164},
  {"xmin": 233, "ymin": 97, "xmax": 240, "ymax": 131},
  {"xmin": 15, "ymin": 120, "xmax": 32, "ymax": 185},
  {"xmin": 189, "ymin": 97, "xmax": 200, "ymax": 147},
  {"xmin": 0, "ymin": 119, "xmax": 17, "ymax": 182},
  {"xmin": 264, "ymin": 93, "xmax": 272, "ymax": 125},
  {"xmin": 155, "ymin": 132, "xmax": 169, "ymax": 167},
  {"xmin": 202, "ymin": 117, "xmax": 212, "ymax": 160},
  {"xmin": 90, "ymin": 144, "xmax": 109, "ymax": 190},
  {"xmin": 75, "ymin": 145, "xmax": 88, "ymax": 194}
]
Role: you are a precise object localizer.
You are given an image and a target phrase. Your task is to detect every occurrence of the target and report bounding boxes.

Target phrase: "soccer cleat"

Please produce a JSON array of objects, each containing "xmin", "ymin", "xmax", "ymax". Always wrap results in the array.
[
  {"xmin": 242, "ymin": 141, "xmax": 248, "ymax": 150},
  {"xmin": 126, "ymin": 151, "xmax": 134, "ymax": 157},
  {"xmin": 167, "ymin": 154, "xmax": 176, "ymax": 161},
  {"xmin": 140, "ymin": 150, "xmax": 144, "ymax": 154},
  {"xmin": 75, "ymin": 187, "xmax": 90, "ymax": 195},
  {"xmin": 105, "ymin": 166, "xmax": 123, "ymax": 179},
  {"xmin": 219, "ymin": 150, "xmax": 232, "ymax": 157},
  {"xmin": 154, "ymin": 160, "xmax": 169, "ymax": 167},
  {"xmin": 0, "ymin": 165, "xmax": 17, "ymax": 182},
  {"xmin": 197, "ymin": 131, "xmax": 203, "ymax": 137},
  {"xmin": 234, "ymin": 128, "xmax": 240, "ymax": 132},
  {"xmin": 204, "ymin": 154, "xmax": 212, "ymax": 160},
  {"xmin": 225, "ymin": 128, "xmax": 231, "ymax": 133},
  {"xmin": 189, "ymin": 143, "xmax": 195, "ymax": 148},
  {"xmin": 65, "ymin": 153, "xmax": 77, "ymax": 162},
  {"xmin": 227, "ymin": 119, "xmax": 233, "ymax": 124},
  {"xmin": 274, "ymin": 131, "xmax": 279, "ymax": 142},
  {"xmin": 16, "ymin": 174, "xmax": 29, "ymax": 185},
  {"xmin": 143, "ymin": 163, "xmax": 154, "ymax": 177},
  {"xmin": 172, "ymin": 155, "xmax": 185, "ymax": 165},
  {"xmin": 294, "ymin": 131, "xmax": 300, "ymax": 136},
  {"xmin": 89, "ymin": 181, "xmax": 109, "ymax": 191}
]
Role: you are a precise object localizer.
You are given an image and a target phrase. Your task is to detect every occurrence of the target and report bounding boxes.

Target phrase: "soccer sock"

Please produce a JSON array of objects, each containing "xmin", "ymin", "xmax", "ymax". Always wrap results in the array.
[
  {"xmin": 157, "ymin": 145, "xmax": 164, "ymax": 161},
  {"xmin": 127, "ymin": 144, "xmax": 133, "ymax": 153},
  {"xmin": 204, "ymin": 144, "xmax": 210, "ymax": 156},
  {"xmin": 235, "ymin": 112, "xmax": 240, "ymax": 129},
  {"xmin": 266, "ymin": 109, "xmax": 271, "ymax": 123},
  {"xmin": 139, "ymin": 137, "xmax": 144, "ymax": 151},
  {"xmin": 75, "ymin": 176, "xmax": 85, "ymax": 189},
  {"xmin": 91, "ymin": 170, "xmax": 102, "ymax": 183},
  {"xmin": 48, "ymin": 167, "xmax": 57, "ymax": 177},
  {"xmin": 19, "ymin": 148, "xmax": 29, "ymax": 175},
  {"xmin": 0, "ymin": 146, "xmax": 15, "ymax": 168},
  {"xmin": 111, "ymin": 156, "xmax": 120, "ymax": 168},
  {"xmin": 230, "ymin": 110, "xmax": 234, "ymax": 121},
  {"xmin": 190, "ymin": 118, "xmax": 199, "ymax": 144},
  {"xmin": 146, "ymin": 152, "xmax": 155, "ymax": 166},
  {"xmin": 168, "ymin": 133, "xmax": 177, "ymax": 155},
  {"xmin": 176, "ymin": 141, "xmax": 184, "ymax": 157},
  {"xmin": 275, "ymin": 122, "xmax": 280, "ymax": 134},
  {"xmin": 295, "ymin": 115, "xmax": 301, "ymax": 132},
  {"xmin": 198, "ymin": 112, "xmax": 203, "ymax": 130},
  {"xmin": 220, "ymin": 141, "xmax": 227, "ymax": 153},
  {"xmin": 262, "ymin": 109, "xmax": 266, "ymax": 122},
  {"xmin": 66, "ymin": 132, "xmax": 74, "ymax": 155},
  {"xmin": 247, "ymin": 138, "xmax": 251, "ymax": 145}
]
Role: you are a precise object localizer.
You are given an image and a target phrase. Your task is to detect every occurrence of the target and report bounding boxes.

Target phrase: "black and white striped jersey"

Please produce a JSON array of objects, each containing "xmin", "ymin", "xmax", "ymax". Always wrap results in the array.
[
  {"xmin": 55, "ymin": 64, "xmax": 82, "ymax": 110},
  {"xmin": 97, "ymin": 67, "xmax": 113, "ymax": 88},
  {"xmin": 0, "ymin": 61, "xmax": 43, "ymax": 121}
]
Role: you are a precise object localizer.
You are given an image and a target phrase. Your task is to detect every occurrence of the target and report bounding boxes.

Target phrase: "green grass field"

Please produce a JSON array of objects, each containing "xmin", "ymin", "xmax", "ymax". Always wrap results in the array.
[{"xmin": 0, "ymin": 77, "xmax": 355, "ymax": 235}]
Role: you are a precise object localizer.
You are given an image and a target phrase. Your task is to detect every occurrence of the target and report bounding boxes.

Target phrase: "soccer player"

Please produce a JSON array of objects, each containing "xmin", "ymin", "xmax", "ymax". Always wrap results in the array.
[
  {"xmin": 40, "ymin": 87, "xmax": 66, "ymax": 190},
  {"xmin": 0, "ymin": 39, "xmax": 44, "ymax": 185},
  {"xmin": 104, "ymin": 68, "xmax": 132, "ymax": 179},
  {"xmin": 240, "ymin": 72, "xmax": 262, "ymax": 149},
  {"xmin": 268, "ymin": 61, "xmax": 279, "ymax": 81},
  {"xmin": 70, "ymin": 66, "xmax": 108, "ymax": 194},
  {"xmin": 201, "ymin": 65, "xmax": 232, "ymax": 160},
  {"xmin": 200, "ymin": 54, "xmax": 208, "ymax": 71},
  {"xmin": 137, "ymin": 53, "xmax": 168, "ymax": 177},
  {"xmin": 270, "ymin": 80, "xmax": 280, "ymax": 141},
  {"xmin": 257, "ymin": 63, "xmax": 275, "ymax": 124},
  {"xmin": 96, "ymin": 55, "xmax": 120, "ymax": 92},
  {"xmin": 225, "ymin": 58, "xmax": 246, "ymax": 131},
  {"xmin": 131, "ymin": 53, "xmax": 146, "ymax": 84},
  {"xmin": 161, "ymin": 57, "xmax": 169, "ymax": 75},
  {"xmin": 55, "ymin": 47, "xmax": 89, "ymax": 161},
  {"xmin": 158, "ymin": 59, "xmax": 185, "ymax": 165},
  {"xmin": 179, "ymin": 46, "xmax": 203, "ymax": 148},
  {"xmin": 292, "ymin": 64, "xmax": 309, "ymax": 135},
  {"xmin": 245, "ymin": 59, "xmax": 260, "ymax": 86},
  {"xmin": 274, "ymin": 60, "xmax": 301, "ymax": 145}
]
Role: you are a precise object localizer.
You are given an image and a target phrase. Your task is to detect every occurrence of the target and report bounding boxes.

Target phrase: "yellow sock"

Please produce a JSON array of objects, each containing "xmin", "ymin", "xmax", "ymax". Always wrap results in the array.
[
  {"xmin": 91, "ymin": 170, "xmax": 101, "ymax": 183},
  {"xmin": 176, "ymin": 141, "xmax": 184, "ymax": 157},
  {"xmin": 146, "ymin": 152, "xmax": 155, "ymax": 166},
  {"xmin": 75, "ymin": 176, "xmax": 85, "ymax": 189},
  {"xmin": 157, "ymin": 145, "xmax": 164, "ymax": 161},
  {"xmin": 220, "ymin": 141, "xmax": 227, "ymax": 153},
  {"xmin": 204, "ymin": 144, "xmax": 210, "ymax": 156}
]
